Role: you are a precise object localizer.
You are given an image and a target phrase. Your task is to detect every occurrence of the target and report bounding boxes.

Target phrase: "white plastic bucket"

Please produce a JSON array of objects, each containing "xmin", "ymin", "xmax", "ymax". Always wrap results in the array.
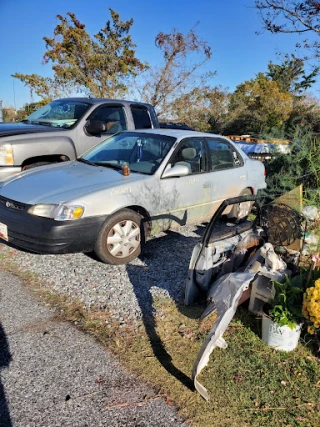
[{"xmin": 261, "ymin": 315, "xmax": 301, "ymax": 352}]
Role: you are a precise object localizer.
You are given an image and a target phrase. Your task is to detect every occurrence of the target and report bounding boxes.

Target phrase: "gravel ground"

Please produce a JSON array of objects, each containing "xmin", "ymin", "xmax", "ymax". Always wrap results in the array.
[
  {"xmin": 0, "ymin": 270, "xmax": 185, "ymax": 426},
  {"xmin": 0, "ymin": 224, "xmax": 206, "ymax": 324}
]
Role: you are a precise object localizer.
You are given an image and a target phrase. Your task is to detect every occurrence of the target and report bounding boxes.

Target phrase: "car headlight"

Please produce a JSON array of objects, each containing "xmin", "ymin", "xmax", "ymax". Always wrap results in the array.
[
  {"xmin": 28, "ymin": 204, "xmax": 85, "ymax": 221},
  {"xmin": 0, "ymin": 144, "xmax": 14, "ymax": 166}
]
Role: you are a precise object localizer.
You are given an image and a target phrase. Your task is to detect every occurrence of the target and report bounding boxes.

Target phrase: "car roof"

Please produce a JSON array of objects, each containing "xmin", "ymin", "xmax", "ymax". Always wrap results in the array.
[
  {"xmin": 54, "ymin": 98, "xmax": 154, "ymax": 108},
  {"xmin": 121, "ymin": 128, "xmax": 231, "ymax": 140}
]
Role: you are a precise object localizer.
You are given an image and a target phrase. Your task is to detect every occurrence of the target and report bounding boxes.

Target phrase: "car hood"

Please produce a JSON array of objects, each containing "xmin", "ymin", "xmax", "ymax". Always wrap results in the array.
[
  {"xmin": 0, "ymin": 161, "xmax": 146, "ymax": 204},
  {"xmin": 0, "ymin": 122, "xmax": 60, "ymax": 138}
]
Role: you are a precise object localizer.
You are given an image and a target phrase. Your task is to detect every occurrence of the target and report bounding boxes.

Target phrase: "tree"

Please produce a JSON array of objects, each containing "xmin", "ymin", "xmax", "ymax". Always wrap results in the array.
[
  {"xmin": 256, "ymin": 0, "xmax": 320, "ymax": 58},
  {"xmin": 265, "ymin": 129, "xmax": 320, "ymax": 202},
  {"xmin": 13, "ymin": 9, "xmax": 147, "ymax": 100},
  {"xmin": 168, "ymin": 85, "xmax": 230, "ymax": 133},
  {"xmin": 2, "ymin": 106, "xmax": 16, "ymax": 122},
  {"xmin": 267, "ymin": 55, "xmax": 319, "ymax": 93},
  {"xmin": 11, "ymin": 74, "xmax": 72, "ymax": 104},
  {"xmin": 135, "ymin": 28, "xmax": 214, "ymax": 118},
  {"xmin": 226, "ymin": 73, "xmax": 293, "ymax": 134}
]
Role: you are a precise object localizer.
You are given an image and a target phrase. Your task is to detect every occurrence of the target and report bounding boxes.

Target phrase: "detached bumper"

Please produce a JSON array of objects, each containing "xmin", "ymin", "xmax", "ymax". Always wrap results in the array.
[{"xmin": 0, "ymin": 199, "xmax": 107, "ymax": 254}]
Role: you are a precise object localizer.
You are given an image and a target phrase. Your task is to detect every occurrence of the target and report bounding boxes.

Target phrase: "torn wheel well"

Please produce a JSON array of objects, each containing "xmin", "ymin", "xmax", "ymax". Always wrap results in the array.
[{"xmin": 126, "ymin": 205, "xmax": 152, "ymax": 236}]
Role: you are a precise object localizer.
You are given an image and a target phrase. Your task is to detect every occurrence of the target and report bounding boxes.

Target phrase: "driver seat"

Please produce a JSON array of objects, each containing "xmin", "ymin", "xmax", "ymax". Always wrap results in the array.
[{"xmin": 175, "ymin": 147, "xmax": 197, "ymax": 174}]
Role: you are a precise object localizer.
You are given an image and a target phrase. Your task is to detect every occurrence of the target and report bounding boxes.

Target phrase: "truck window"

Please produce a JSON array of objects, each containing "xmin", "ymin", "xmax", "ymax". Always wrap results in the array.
[
  {"xmin": 88, "ymin": 105, "xmax": 127, "ymax": 134},
  {"xmin": 131, "ymin": 106, "xmax": 152, "ymax": 129}
]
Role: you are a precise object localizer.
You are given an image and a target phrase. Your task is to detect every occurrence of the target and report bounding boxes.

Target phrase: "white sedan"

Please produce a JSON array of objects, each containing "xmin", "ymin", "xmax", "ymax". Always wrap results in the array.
[{"xmin": 0, "ymin": 129, "xmax": 266, "ymax": 264}]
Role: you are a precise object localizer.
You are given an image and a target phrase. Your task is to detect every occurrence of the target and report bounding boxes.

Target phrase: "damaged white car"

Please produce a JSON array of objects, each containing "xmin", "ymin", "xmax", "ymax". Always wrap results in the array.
[
  {"xmin": 0, "ymin": 129, "xmax": 266, "ymax": 265},
  {"xmin": 185, "ymin": 195, "xmax": 303, "ymax": 400}
]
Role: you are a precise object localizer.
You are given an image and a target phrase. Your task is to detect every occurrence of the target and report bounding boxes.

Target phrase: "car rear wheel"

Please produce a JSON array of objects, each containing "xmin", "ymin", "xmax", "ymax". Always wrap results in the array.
[
  {"xmin": 227, "ymin": 188, "xmax": 253, "ymax": 221},
  {"xmin": 94, "ymin": 209, "xmax": 143, "ymax": 265}
]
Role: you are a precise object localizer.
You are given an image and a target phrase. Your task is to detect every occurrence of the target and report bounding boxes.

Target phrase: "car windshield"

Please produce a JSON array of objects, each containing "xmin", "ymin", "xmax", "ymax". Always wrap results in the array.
[
  {"xmin": 81, "ymin": 132, "xmax": 176, "ymax": 175},
  {"xmin": 23, "ymin": 100, "xmax": 91, "ymax": 128}
]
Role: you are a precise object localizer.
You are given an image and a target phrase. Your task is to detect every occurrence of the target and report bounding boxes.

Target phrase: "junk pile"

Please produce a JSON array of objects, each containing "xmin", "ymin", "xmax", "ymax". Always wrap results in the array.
[
  {"xmin": 301, "ymin": 205, "xmax": 320, "ymax": 255},
  {"xmin": 185, "ymin": 196, "xmax": 305, "ymax": 401}
]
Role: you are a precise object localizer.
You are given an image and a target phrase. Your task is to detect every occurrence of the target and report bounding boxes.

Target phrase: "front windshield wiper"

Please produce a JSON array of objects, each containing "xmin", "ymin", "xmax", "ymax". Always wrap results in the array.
[
  {"xmin": 20, "ymin": 119, "xmax": 53, "ymax": 127},
  {"xmin": 94, "ymin": 162, "xmax": 123, "ymax": 170},
  {"xmin": 32, "ymin": 121, "xmax": 54, "ymax": 127},
  {"xmin": 77, "ymin": 158, "xmax": 99, "ymax": 167}
]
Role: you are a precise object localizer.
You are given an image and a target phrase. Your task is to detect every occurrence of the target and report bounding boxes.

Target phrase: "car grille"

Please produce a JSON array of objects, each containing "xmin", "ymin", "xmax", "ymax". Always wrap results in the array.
[{"xmin": 0, "ymin": 195, "xmax": 26, "ymax": 211}]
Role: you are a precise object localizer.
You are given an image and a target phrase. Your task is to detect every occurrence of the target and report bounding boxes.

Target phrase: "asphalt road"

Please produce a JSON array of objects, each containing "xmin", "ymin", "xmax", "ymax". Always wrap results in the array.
[{"xmin": 0, "ymin": 270, "xmax": 185, "ymax": 427}]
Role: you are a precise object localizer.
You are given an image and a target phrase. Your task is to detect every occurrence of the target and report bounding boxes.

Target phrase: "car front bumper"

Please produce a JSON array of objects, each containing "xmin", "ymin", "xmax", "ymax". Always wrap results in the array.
[{"xmin": 0, "ymin": 197, "xmax": 107, "ymax": 254}]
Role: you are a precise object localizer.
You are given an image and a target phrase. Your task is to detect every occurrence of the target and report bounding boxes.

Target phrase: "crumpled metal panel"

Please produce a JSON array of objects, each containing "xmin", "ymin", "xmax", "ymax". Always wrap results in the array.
[
  {"xmin": 190, "ymin": 243, "xmax": 289, "ymax": 400},
  {"xmin": 192, "ymin": 271, "xmax": 255, "ymax": 401}
]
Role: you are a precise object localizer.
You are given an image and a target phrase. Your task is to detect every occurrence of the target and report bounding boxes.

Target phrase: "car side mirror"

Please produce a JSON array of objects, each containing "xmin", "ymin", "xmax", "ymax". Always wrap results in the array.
[
  {"xmin": 162, "ymin": 164, "xmax": 190, "ymax": 178},
  {"xmin": 85, "ymin": 120, "xmax": 106, "ymax": 135}
]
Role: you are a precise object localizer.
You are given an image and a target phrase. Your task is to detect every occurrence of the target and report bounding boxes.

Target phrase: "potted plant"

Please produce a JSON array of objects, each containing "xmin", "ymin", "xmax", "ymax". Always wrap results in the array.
[{"xmin": 262, "ymin": 274, "xmax": 304, "ymax": 351}]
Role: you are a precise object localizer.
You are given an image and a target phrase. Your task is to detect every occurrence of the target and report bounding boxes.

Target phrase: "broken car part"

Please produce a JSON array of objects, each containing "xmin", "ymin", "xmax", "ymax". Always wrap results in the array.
[{"xmin": 185, "ymin": 196, "xmax": 302, "ymax": 400}]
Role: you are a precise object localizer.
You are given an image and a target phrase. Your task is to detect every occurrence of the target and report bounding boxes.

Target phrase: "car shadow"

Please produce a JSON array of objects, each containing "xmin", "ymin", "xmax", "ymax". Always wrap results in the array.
[
  {"xmin": 0, "ymin": 323, "xmax": 12, "ymax": 427},
  {"xmin": 126, "ymin": 225, "xmax": 206, "ymax": 390}
]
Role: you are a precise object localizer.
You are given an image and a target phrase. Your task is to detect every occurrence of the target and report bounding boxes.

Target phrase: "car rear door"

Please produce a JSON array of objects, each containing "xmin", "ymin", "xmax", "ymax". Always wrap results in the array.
[{"xmin": 205, "ymin": 137, "xmax": 248, "ymax": 209}]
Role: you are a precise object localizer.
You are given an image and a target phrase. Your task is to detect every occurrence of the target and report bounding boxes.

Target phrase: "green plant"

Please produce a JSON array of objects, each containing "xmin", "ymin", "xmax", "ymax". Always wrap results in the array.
[
  {"xmin": 268, "ymin": 275, "xmax": 304, "ymax": 329},
  {"xmin": 264, "ymin": 127, "xmax": 320, "ymax": 203}
]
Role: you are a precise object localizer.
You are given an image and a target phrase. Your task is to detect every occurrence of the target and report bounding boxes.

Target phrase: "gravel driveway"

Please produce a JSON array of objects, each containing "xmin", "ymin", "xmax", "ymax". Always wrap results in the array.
[
  {"xmin": 0, "ymin": 270, "xmax": 186, "ymax": 426},
  {"xmin": 0, "ymin": 224, "xmax": 207, "ymax": 426},
  {"xmin": 0, "ymin": 224, "xmax": 206, "ymax": 325}
]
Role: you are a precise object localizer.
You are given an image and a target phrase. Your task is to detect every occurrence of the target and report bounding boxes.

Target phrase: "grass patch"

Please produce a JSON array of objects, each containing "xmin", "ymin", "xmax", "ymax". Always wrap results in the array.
[{"xmin": 1, "ymin": 254, "xmax": 319, "ymax": 426}]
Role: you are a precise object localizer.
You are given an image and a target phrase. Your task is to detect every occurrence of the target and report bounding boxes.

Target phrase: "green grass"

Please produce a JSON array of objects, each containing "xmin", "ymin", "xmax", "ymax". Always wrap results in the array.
[{"xmin": 0, "ymin": 253, "xmax": 319, "ymax": 426}]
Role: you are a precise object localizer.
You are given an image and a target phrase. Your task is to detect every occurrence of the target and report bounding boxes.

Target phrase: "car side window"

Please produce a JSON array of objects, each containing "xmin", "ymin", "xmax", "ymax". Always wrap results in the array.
[
  {"xmin": 171, "ymin": 139, "xmax": 207, "ymax": 175},
  {"xmin": 88, "ymin": 105, "xmax": 127, "ymax": 134},
  {"xmin": 131, "ymin": 106, "xmax": 152, "ymax": 129},
  {"xmin": 207, "ymin": 139, "xmax": 241, "ymax": 171}
]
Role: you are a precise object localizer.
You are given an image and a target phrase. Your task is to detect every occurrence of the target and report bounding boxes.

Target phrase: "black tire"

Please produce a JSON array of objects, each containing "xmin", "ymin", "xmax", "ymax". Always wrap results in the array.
[
  {"xmin": 227, "ymin": 188, "xmax": 253, "ymax": 221},
  {"xmin": 22, "ymin": 162, "xmax": 51, "ymax": 171},
  {"xmin": 94, "ymin": 209, "xmax": 143, "ymax": 265}
]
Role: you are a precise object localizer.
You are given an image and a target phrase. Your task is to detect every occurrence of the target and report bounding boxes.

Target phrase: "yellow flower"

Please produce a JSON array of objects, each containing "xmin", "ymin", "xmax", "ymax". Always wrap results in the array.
[{"xmin": 308, "ymin": 325, "xmax": 315, "ymax": 335}]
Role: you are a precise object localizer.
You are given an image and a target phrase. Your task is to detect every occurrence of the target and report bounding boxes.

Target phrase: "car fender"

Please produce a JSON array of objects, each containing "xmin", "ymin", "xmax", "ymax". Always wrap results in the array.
[{"xmin": 12, "ymin": 135, "xmax": 77, "ymax": 165}]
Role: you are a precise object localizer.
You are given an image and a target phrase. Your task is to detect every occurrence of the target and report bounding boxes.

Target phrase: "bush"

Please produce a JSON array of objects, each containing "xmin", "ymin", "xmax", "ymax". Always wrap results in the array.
[{"xmin": 264, "ymin": 127, "xmax": 320, "ymax": 204}]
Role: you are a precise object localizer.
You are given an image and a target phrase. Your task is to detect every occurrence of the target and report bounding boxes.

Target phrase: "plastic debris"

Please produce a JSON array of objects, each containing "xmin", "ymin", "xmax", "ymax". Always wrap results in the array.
[{"xmin": 302, "ymin": 206, "xmax": 320, "ymax": 221}]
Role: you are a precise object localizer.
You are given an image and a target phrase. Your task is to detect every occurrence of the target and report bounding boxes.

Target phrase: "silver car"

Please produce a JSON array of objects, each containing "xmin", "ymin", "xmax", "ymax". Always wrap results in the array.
[{"xmin": 0, "ymin": 129, "xmax": 266, "ymax": 264}]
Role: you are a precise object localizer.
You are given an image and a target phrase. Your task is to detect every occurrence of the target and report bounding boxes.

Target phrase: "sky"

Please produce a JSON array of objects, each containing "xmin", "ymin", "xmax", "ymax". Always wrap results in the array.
[{"xmin": 0, "ymin": 0, "xmax": 318, "ymax": 109}]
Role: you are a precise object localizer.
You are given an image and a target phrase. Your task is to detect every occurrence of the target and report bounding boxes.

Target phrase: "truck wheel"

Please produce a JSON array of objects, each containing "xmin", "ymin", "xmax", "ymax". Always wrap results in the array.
[
  {"xmin": 22, "ymin": 162, "xmax": 51, "ymax": 171},
  {"xmin": 94, "ymin": 209, "xmax": 143, "ymax": 265},
  {"xmin": 227, "ymin": 188, "xmax": 253, "ymax": 221}
]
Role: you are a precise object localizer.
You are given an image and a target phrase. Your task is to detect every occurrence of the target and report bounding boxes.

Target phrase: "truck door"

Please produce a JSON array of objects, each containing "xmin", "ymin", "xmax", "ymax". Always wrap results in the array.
[
  {"xmin": 77, "ymin": 104, "xmax": 127, "ymax": 155},
  {"xmin": 130, "ymin": 105, "xmax": 154, "ymax": 129}
]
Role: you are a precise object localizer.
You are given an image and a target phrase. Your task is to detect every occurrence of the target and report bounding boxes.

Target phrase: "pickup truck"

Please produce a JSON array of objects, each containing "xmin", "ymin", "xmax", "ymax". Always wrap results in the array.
[{"xmin": 0, "ymin": 98, "xmax": 159, "ymax": 180}]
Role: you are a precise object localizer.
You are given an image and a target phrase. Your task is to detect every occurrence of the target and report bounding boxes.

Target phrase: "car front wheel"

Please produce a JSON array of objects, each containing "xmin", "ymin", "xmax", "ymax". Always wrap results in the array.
[{"xmin": 94, "ymin": 209, "xmax": 143, "ymax": 265}]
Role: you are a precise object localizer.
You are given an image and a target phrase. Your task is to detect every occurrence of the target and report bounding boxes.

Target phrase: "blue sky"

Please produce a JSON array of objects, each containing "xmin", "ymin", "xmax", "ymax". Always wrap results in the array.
[{"xmin": 0, "ymin": 0, "xmax": 318, "ymax": 109}]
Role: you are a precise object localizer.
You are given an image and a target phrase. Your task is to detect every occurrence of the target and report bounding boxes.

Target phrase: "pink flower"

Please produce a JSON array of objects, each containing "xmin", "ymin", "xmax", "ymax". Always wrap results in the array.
[{"xmin": 312, "ymin": 253, "xmax": 320, "ymax": 269}]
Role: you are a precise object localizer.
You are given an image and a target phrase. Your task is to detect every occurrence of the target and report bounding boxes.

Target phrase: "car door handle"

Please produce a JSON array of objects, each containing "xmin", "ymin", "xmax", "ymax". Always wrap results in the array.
[{"xmin": 203, "ymin": 182, "xmax": 211, "ymax": 188}]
